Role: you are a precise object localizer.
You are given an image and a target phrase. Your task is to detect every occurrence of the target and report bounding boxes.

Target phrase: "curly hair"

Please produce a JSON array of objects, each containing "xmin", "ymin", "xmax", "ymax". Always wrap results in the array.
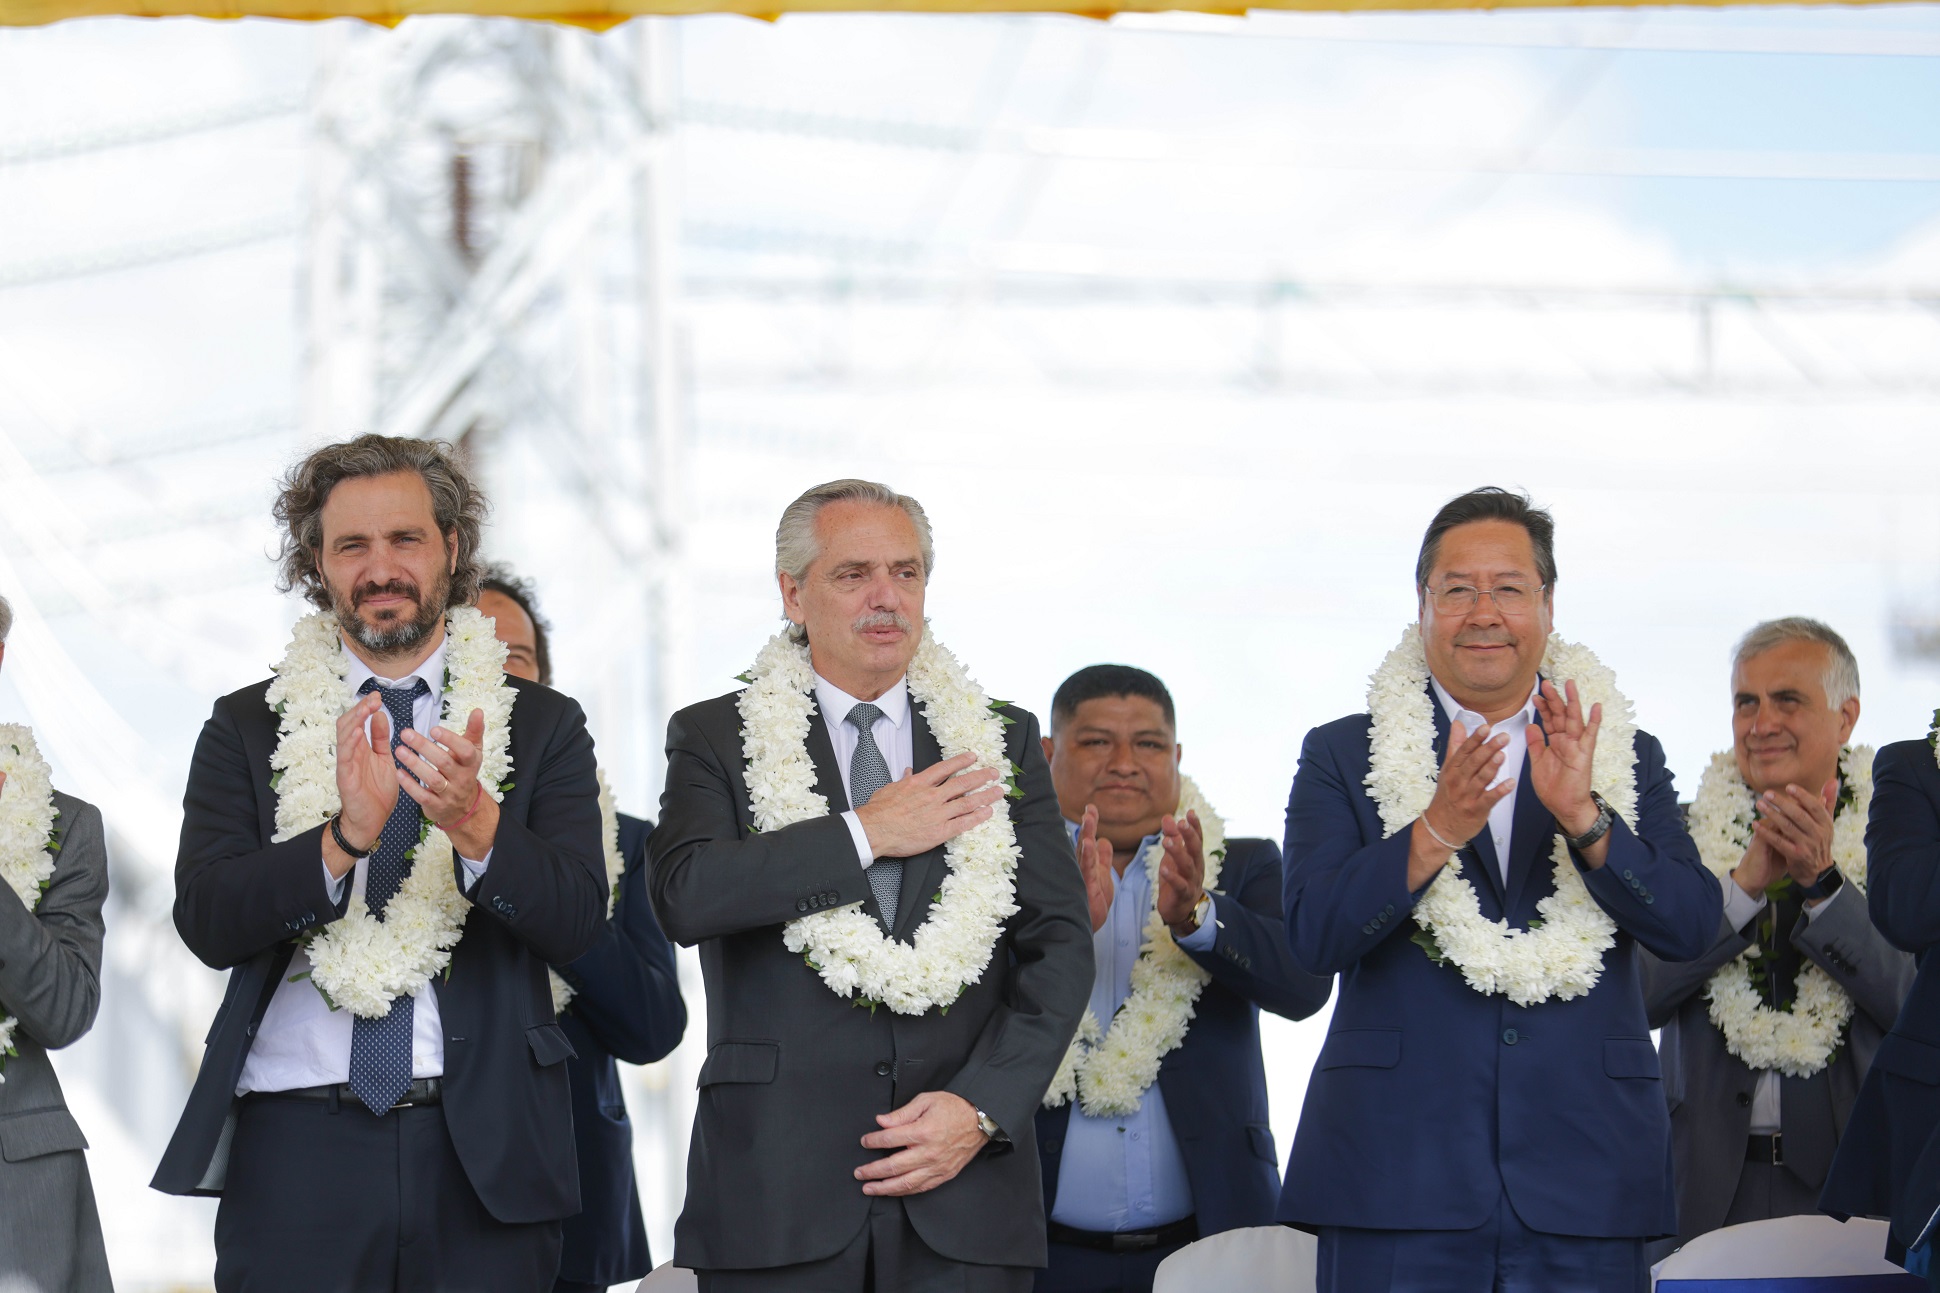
[{"xmin": 273, "ymin": 435, "xmax": 489, "ymax": 612}]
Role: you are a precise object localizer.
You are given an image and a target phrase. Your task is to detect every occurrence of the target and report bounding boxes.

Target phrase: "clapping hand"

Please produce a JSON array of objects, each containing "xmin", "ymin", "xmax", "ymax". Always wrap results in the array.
[
  {"xmin": 1076, "ymin": 804, "xmax": 1115, "ymax": 932},
  {"xmin": 329, "ymin": 692, "xmax": 404, "ymax": 879},
  {"xmin": 1157, "ymin": 810, "xmax": 1208, "ymax": 937},
  {"xmin": 393, "ymin": 710, "xmax": 498, "ymax": 858},
  {"xmin": 1409, "ymin": 721, "xmax": 1513, "ymax": 891},
  {"xmin": 1529, "ymin": 678, "xmax": 1606, "ymax": 864},
  {"xmin": 1752, "ymin": 779, "xmax": 1839, "ymax": 902}
]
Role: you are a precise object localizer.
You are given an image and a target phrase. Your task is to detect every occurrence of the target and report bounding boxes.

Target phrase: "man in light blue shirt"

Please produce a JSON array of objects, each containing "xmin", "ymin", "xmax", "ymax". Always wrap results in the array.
[{"xmin": 1035, "ymin": 665, "xmax": 1332, "ymax": 1293}]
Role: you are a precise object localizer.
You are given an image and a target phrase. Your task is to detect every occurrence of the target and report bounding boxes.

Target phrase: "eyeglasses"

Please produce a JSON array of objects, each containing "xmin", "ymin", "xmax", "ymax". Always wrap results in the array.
[{"xmin": 1424, "ymin": 583, "xmax": 1547, "ymax": 616}]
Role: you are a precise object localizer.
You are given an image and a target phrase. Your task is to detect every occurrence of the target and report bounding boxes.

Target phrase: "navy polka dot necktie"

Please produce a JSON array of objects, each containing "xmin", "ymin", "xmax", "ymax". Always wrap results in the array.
[
  {"xmin": 847, "ymin": 702, "xmax": 901, "ymax": 933},
  {"xmin": 347, "ymin": 675, "xmax": 430, "ymax": 1116}
]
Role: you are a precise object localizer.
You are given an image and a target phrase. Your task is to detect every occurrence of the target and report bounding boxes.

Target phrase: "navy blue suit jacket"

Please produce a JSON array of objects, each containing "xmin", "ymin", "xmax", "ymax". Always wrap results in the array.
[
  {"xmin": 1823, "ymin": 740, "xmax": 1940, "ymax": 1256},
  {"xmin": 553, "ymin": 812, "xmax": 687, "ymax": 1287},
  {"xmin": 1276, "ymin": 687, "xmax": 1718, "ymax": 1239},
  {"xmin": 1034, "ymin": 837, "xmax": 1332, "ymax": 1235}
]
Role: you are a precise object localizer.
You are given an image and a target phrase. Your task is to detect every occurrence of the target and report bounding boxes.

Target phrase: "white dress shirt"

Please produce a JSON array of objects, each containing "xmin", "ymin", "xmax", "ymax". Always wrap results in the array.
[
  {"xmin": 237, "ymin": 637, "xmax": 491, "ymax": 1095},
  {"xmin": 1430, "ymin": 675, "xmax": 1541, "ymax": 889},
  {"xmin": 813, "ymin": 671, "xmax": 913, "ymax": 869},
  {"xmin": 1719, "ymin": 873, "xmax": 1844, "ymax": 1133}
]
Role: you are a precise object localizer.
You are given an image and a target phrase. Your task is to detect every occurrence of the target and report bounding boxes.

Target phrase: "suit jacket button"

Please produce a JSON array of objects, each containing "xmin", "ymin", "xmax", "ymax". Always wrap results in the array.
[
  {"xmin": 1361, "ymin": 924, "xmax": 1374, "ymax": 935},
  {"xmin": 1623, "ymin": 869, "xmax": 1635, "ymax": 881},
  {"xmin": 1383, "ymin": 904, "xmax": 1395, "ymax": 917},
  {"xmin": 1502, "ymin": 1028, "xmax": 1519, "ymax": 1045},
  {"xmin": 875, "ymin": 1062, "xmax": 893, "ymax": 1077},
  {"xmin": 1045, "ymin": 1139, "xmax": 1062, "ymax": 1154},
  {"xmin": 1643, "ymin": 895, "xmax": 1655, "ymax": 905},
  {"xmin": 796, "ymin": 900, "xmax": 809, "ymax": 912},
  {"xmin": 1736, "ymin": 1091, "xmax": 1752, "ymax": 1107}
]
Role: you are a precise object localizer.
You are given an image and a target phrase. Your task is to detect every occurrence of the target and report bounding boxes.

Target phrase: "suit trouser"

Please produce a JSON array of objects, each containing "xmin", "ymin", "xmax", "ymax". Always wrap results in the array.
[
  {"xmin": 1316, "ymin": 1190, "xmax": 1647, "ymax": 1293},
  {"xmin": 214, "ymin": 1092, "xmax": 562, "ymax": 1293},
  {"xmin": 695, "ymin": 1195, "xmax": 1033, "ymax": 1293}
]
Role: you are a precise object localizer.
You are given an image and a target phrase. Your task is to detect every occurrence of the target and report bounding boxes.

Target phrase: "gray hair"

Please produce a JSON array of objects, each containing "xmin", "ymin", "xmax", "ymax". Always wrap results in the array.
[
  {"xmin": 775, "ymin": 479, "xmax": 935, "ymax": 644},
  {"xmin": 1733, "ymin": 617, "xmax": 1861, "ymax": 709},
  {"xmin": 0, "ymin": 593, "xmax": 11, "ymax": 643},
  {"xmin": 273, "ymin": 434, "xmax": 489, "ymax": 612}
]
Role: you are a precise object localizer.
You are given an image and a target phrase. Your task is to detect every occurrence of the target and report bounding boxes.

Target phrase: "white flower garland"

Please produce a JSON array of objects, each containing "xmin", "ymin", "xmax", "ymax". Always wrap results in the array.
[
  {"xmin": 1691, "ymin": 746, "xmax": 1870, "ymax": 1079},
  {"xmin": 738, "ymin": 628, "xmax": 1021, "ymax": 1016},
  {"xmin": 1366, "ymin": 627, "xmax": 1637, "ymax": 1006},
  {"xmin": 1043, "ymin": 775, "xmax": 1226, "ymax": 1117},
  {"xmin": 549, "ymin": 768, "xmax": 626, "ymax": 1016},
  {"xmin": 267, "ymin": 607, "xmax": 515, "ymax": 1018},
  {"xmin": 0, "ymin": 725, "xmax": 58, "ymax": 1081}
]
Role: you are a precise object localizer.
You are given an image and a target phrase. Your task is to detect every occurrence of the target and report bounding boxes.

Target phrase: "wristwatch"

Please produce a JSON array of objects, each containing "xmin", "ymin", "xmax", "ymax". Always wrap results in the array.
[
  {"xmin": 1799, "ymin": 865, "xmax": 1844, "ymax": 902},
  {"xmin": 974, "ymin": 1107, "xmax": 1002, "ymax": 1140},
  {"xmin": 1182, "ymin": 892, "xmax": 1212, "ymax": 936},
  {"xmin": 1562, "ymin": 791, "xmax": 1615, "ymax": 853}
]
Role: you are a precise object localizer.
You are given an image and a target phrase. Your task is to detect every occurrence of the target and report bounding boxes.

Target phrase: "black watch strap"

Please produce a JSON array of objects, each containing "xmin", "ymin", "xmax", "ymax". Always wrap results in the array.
[
  {"xmin": 330, "ymin": 814, "xmax": 376, "ymax": 860},
  {"xmin": 1563, "ymin": 791, "xmax": 1615, "ymax": 853},
  {"xmin": 1798, "ymin": 865, "xmax": 1844, "ymax": 902}
]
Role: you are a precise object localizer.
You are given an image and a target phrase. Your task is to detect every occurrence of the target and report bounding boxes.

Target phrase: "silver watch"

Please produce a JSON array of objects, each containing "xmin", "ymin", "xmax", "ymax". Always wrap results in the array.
[{"xmin": 974, "ymin": 1107, "xmax": 1000, "ymax": 1140}]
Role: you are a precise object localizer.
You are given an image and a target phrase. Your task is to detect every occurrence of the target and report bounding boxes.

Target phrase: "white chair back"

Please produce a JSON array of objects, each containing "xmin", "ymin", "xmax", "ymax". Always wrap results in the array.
[
  {"xmin": 1653, "ymin": 1215, "xmax": 1912, "ymax": 1286},
  {"xmin": 1153, "ymin": 1224, "xmax": 1317, "ymax": 1293},
  {"xmin": 635, "ymin": 1263, "xmax": 699, "ymax": 1292}
]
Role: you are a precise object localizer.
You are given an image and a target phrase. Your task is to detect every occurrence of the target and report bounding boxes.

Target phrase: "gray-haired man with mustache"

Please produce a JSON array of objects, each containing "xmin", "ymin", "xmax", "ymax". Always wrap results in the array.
[{"xmin": 651, "ymin": 478, "xmax": 1093, "ymax": 1291}]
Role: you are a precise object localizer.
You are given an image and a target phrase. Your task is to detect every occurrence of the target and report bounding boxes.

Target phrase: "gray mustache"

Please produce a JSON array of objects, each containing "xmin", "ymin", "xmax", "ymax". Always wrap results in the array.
[{"xmin": 853, "ymin": 612, "xmax": 913, "ymax": 633}]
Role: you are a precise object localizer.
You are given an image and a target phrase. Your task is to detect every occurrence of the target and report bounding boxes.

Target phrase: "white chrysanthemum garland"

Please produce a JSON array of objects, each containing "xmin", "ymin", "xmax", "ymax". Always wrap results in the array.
[
  {"xmin": 0, "ymin": 725, "xmax": 59, "ymax": 1081},
  {"xmin": 1366, "ymin": 627, "xmax": 1637, "ymax": 1006},
  {"xmin": 738, "ymin": 627, "xmax": 1021, "ymax": 1016},
  {"xmin": 549, "ymin": 768, "xmax": 626, "ymax": 1015},
  {"xmin": 1043, "ymin": 775, "xmax": 1226, "ymax": 1117},
  {"xmin": 268, "ymin": 607, "xmax": 515, "ymax": 1018},
  {"xmin": 1691, "ymin": 745, "xmax": 1870, "ymax": 1078}
]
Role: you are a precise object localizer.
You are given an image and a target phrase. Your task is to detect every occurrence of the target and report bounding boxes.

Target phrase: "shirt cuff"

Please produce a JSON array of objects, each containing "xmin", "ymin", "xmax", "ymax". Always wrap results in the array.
[
  {"xmin": 1175, "ymin": 901, "xmax": 1219, "ymax": 950},
  {"xmin": 322, "ymin": 858, "xmax": 348, "ymax": 906},
  {"xmin": 841, "ymin": 810, "xmax": 877, "ymax": 870},
  {"xmin": 1720, "ymin": 873, "xmax": 1768, "ymax": 931},
  {"xmin": 458, "ymin": 849, "xmax": 493, "ymax": 894}
]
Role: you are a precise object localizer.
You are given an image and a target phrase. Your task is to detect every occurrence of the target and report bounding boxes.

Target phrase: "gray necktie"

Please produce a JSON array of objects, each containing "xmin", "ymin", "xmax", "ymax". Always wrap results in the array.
[{"xmin": 846, "ymin": 702, "xmax": 901, "ymax": 932}]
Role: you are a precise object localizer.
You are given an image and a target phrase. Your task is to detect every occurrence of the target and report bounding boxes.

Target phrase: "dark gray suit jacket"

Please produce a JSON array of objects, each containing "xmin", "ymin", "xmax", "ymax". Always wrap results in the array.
[
  {"xmin": 1643, "ymin": 881, "xmax": 1915, "ymax": 1246},
  {"xmin": 650, "ymin": 686, "xmax": 1093, "ymax": 1272},
  {"xmin": 0, "ymin": 789, "xmax": 112, "ymax": 1293}
]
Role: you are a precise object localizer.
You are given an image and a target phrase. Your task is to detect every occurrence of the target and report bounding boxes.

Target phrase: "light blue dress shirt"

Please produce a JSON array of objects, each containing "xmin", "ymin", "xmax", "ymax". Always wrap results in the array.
[{"xmin": 1049, "ymin": 822, "xmax": 1218, "ymax": 1232}]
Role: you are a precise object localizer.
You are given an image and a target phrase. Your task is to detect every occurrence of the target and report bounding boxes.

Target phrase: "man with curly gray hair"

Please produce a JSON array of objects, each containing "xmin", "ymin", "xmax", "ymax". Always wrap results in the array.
[{"xmin": 153, "ymin": 435, "xmax": 608, "ymax": 1293}]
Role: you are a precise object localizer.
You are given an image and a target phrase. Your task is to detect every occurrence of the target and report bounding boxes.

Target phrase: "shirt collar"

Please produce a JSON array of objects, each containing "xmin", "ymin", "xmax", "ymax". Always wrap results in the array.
[
  {"xmin": 814, "ymin": 671, "xmax": 910, "ymax": 731},
  {"xmin": 1428, "ymin": 673, "xmax": 1540, "ymax": 737},
  {"xmin": 1063, "ymin": 819, "xmax": 1163, "ymax": 857},
  {"xmin": 343, "ymin": 635, "xmax": 448, "ymax": 701}
]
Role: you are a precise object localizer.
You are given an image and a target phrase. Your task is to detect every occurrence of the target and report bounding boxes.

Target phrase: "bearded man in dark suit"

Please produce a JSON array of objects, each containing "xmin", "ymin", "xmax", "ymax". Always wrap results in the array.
[
  {"xmin": 651, "ymin": 477, "xmax": 1094, "ymax": 1292},
  {"xmin": 152, "ymin": 435, "xmax": 608, "ymax": 1293}
]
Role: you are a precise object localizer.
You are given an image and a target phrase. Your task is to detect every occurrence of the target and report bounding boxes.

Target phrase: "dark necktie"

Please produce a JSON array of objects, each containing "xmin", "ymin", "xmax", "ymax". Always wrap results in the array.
[
  {"xmin": 846, "ymin": 702, "xmax": 901, "ymax": 932},
  {"xmin": 347, "ymin": 675, "xmax": 431, "ymax": 1116}
]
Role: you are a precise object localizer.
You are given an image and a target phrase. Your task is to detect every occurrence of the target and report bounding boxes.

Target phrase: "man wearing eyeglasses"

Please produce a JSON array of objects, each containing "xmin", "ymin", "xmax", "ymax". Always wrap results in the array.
[{"xmin": 1277, "ymin": 487, "xmax": 1719, "ymax": 1293}]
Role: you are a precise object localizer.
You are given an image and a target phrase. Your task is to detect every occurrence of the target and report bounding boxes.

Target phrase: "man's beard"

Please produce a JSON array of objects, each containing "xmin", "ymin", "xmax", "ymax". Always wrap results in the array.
[{"xmin": 332, "ymin": 572, "xmax": 450, "ymax": 659}]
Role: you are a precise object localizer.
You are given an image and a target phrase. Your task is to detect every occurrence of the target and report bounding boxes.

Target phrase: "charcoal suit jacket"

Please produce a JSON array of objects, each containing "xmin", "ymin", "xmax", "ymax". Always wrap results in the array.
[
  {"xmin": 651, "ymin": 682, "xmax": 1093, "ymax": 1272},
  {"xmin": 151, "ymin": 671, "xmax": 607, "ymax": 1224}
]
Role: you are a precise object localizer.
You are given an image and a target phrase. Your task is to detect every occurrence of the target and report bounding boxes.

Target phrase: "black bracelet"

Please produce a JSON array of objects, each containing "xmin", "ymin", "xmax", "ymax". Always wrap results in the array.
[
  {"xmin": 1799, "ymin": 865, "xmax": 1844, "ymax": 902},
  {"xmin": 329, "ymin": 814, "xmax": 376, "ymax": 860}
]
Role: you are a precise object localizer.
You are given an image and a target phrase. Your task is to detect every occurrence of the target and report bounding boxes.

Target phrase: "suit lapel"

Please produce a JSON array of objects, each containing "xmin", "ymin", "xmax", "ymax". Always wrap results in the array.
[
  {"xmin": 893, "ymin": 700, "xmax": 949, "ymax": 944},
  {"xmin": 806, "ymin": 705, "xmax": 852, "ymax": 816},
  {"xmin": 1503, "ymin": 686, "xmax": 1558, "ymax": 916},
  {"xmin": 1429, "ymin": 687, "xmax": 1508, "ymax": 913}
]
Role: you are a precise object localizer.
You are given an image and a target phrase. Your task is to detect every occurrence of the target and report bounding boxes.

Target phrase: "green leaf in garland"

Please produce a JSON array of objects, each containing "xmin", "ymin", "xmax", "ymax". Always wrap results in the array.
[
  {"xmin": 736, "ymin": 671, "xmax": 755, "ymax": 685},
  {"xmin": 1409, "ymin": 922, "xmax": 1449, "ymax": 966}
]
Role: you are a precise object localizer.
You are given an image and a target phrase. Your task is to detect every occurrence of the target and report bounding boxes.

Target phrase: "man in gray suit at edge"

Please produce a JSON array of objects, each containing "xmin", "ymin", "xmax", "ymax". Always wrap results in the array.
[
  {"xmin": 651, "ymin": 478, "xmax": 1094, "ymax": 1292},
  {"xmin": 0, "ymin": 591, "xmax": 114, "ymax": 1293},
  {"xmin": 1643, "ymin": 618, "xmax": 1915, "ymax": 1260}
]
